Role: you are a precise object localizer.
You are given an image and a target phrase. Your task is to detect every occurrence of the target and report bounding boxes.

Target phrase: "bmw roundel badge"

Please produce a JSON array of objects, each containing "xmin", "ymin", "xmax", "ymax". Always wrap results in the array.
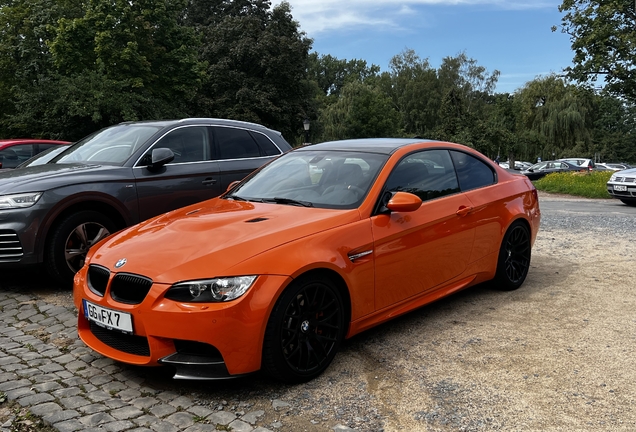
[{"xmin": 115, "ymin": 258, "xmax": 127, "ymax": 268}]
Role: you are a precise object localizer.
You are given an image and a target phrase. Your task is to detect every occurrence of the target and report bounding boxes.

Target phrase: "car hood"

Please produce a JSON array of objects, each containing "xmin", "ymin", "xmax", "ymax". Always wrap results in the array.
[
  {"xmin": 89, "ymin": 198, "xmax": 361, "ymax": 283},
  {"xmin": 0, "ymin": 163, "xmax": 120, "ymax": 194},
  {"xmin": 612, "ymin": 167, "xmax": 636, "ymax": 177}
]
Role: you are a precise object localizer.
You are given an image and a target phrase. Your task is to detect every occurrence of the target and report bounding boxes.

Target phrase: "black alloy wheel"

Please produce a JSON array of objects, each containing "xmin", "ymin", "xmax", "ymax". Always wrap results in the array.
[
  {"xmin": 494, "ymin": 221, "xmax": 531, "ymax": 291},
  {"xmin": 263, "ymin": 276, "xmax": 345, "ymax": 383}
]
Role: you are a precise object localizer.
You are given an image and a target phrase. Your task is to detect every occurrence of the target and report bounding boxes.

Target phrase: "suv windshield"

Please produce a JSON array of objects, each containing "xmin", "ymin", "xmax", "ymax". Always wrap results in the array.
[
  {"xmin": 228, "ymin": 150, "xmax": 389, "ymax": 209},
  {"xmin": 52, "ymin": 124, "xmax": 161, "ymax": 166}
]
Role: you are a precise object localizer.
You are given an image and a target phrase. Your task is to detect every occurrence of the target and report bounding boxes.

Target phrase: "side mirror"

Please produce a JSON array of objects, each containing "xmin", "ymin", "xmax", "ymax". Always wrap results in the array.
[
  {"xmin": 528, "ymin": 168, "xmax": 534, "ymax": 172},
  {"xmin": 227, "ymin": 180, "xmax": 241, "ymax": 192},
  {"xmin": 386, "ymin": 191, "xmax": 422, "ymax": 213},
  {"xmin": 148, "ymin": 148, "xmax": 174, "ymax": 170}
]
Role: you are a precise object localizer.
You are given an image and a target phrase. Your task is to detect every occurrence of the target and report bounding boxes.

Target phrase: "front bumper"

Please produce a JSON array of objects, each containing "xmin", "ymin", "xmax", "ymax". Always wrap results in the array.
[
  {"xmin": 0, "ymin": 205, "xmax": 46, "ymax": 265},
  {"xmin": 74, "ymin": 266, "xmax": 292, "ymax": 379},
  {"xmin": 607, "ymin": 181, "xmax": 636, "ymax": 200}
]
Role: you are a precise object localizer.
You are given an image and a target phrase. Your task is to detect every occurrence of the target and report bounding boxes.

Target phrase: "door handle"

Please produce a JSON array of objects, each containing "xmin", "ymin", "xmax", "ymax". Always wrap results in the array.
[
  {"xmin": 456, "ymin": 206, "xmax": 473, "ymax": 217},
  {"xmin": 202, "ymin": 178, "xmax": 217, "ymax": 185}
]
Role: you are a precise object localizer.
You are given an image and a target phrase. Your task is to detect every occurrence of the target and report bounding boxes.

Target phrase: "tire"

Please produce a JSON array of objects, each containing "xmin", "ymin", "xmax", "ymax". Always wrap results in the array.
[
  {"xmin": 45, "ymin": 210, "xmax": 116, "ymax": 286},
  {"xmin": 620, "ymin": 199, "xmax": 636, "ymax": 207},
  {"xmin": 262, "ymin": 275, "xmax": 346, "ymax": 383},
  {"xmin": 493, "ymin": 221, "xmax": 531, "ymax": 291}
]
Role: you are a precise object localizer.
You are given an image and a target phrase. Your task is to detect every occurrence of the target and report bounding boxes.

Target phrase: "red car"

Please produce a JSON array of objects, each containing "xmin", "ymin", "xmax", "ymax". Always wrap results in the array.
[{"xmin": 0, "ymin": 139, "xmax": 71, "ymax": 169}]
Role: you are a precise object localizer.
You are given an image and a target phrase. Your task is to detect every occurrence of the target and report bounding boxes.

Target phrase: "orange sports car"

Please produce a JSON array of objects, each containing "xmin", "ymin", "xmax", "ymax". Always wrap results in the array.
[{"xmin": 74, "ymin": 138, "xmax": 540, "ymax": 382}]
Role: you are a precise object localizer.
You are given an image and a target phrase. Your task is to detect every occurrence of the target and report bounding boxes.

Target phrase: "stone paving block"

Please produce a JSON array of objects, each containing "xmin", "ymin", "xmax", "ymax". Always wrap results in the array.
[
  {"xmin": 86, "ymin": 390, "xmax": 112, "ymax": 402},
  {"xmin": 53, "ymin": 387, "xmax": 83, "ymax": 399},
  {"xmin": 29, "ymin": 402, "xmax": 63, "ymax": 417},
  {"xmin": 17, "ymin": 392, "xmax": 55, "ymax": 407},
  {"xmin": 156, "ymin": 390, "xmax": 179, "ymax": 402},
  {"xmin": 252, "ymin": 428, "xmax": 274, "ymax": 432},
  {"xmin": 1, "ymin": 342, "xmax": 20, "ymax": 350},
  {"xmin": 89, "ymin": 374, "xmax": 113, "ymax": 386},
  {"xmin": 33, "ymin": 381, "xmax": 63, "ymax": 392},
  {"xmin": 1, "ymin": 362, "xmax": 26, "ymax": 372},
  {"xmin": 53, "ymin": 419, "xmax": 84, "ymax": 432},
  {"xmin": 16, "ymin": 309, "xmax": 37, "ymax": 320},
  {"xmin": 26, "ymin": 358, "xmax": 49, "ymax": 367},
  {"xmin": 0, "ymin": 372, "xmax": 17, "ymax": 383},
  {"xmin": 102, "ymin": 420, "xmax": 135, "ymax": 431},
  {"xmin": 187, "ymin": 405, "xmax": 214, "ymax": 419},
  {"xmin": 0, "ymin": 356, "xmax": 20, "ymax": 366},
  {"xmin": 78, "ymin": 403, "xmax": 110, "ymax": 414},
  {"xmin": 31, "ymin": 373, "xmax": 59, "ymax": 383},
  {"xmin": 207, "ymin": 411, "xmax": 237, "ymax": 426},
  {"xmin": 104, "ymin": 398, "xmax": 128, "ymax": 409},
  {"xmin": 52, "ymin": 353, "xmax": 76, "ymax": 364},
  {"xmin": 60, "ymin": 395, "xmax": 91, "ymax": 410},
  {"xmin": 76, "ymin": 366, "xmax": 102, "ymax": 378},
  {"xmin": 149, "ymin": 420, "xmax": 179, "ymax": 432},
  {"xmin": 132, "ymin": 396, "xmax": 160, "ymax": 410},
  {"xmin": 56, "ymin": 370, "xmax": 74, "ymax": 379},
  {"xmin": 228, "ymin": 419, "xmax": 253, "ymax": 432},
  {"xmin": 164, "ymin": 412, "xmax": 196, "ymax": 428},
  {"xmin": 5, "ymin": 387, "xmax": 34, "ymax": 400},
  {"xmin": 242, "ymin": 410, "xmax": 265, "ymax": 425},
  {"xmin": 15, "ymin": 367, "xmax": 42, "ymax": 378},
  {"xmin": 132, "ymin": 414, "xmax": 158, "ymax": 427},
  {"xmin": 28, "ymin": 313, "xmax": 46, "ymax": 323},
  {"xmin": 39, "ymin": 362, "xmax": 65, "ymax": 373},
  {"xmin": 129, "ymin": 429, "xmax": 155, "ymax": 432},
  {"xmin": 103, "ymin": 364, "xmax": 122, "ymax": 374},
  {"xmin": 183, "ymin": 424, "xmax": 218, "ymax": 432},
  {"xmin": 0, "ymin": 379, "xmax": 31, "ymax": 391},
  {"xmin": 169, "ymin": 395, "xmax": 193, "ymax": 410},
  {"xmin": 42, "ymin": 409, "xmax": 80, "ymax": 425},
  {"xmin": 110, "ymin": 405, "xmax": 144, "ymax": 420},
  {"xmin": 149, "ymin": 403, "xmax": 177, "ymax": 418},
  {"xmin": 41, "ymin": 348, "xmax": 63, "ymax": 357},
  {"xmin": 101, "ymin": 380, "xmax": 127, "ymax": 393},
  {"xmin": 79, "ymin": 412, "xmax": 116, "ymax": 427},
  {"xmin": 118, "ymin": 388, "xmax": 142, "ymax": 401}
]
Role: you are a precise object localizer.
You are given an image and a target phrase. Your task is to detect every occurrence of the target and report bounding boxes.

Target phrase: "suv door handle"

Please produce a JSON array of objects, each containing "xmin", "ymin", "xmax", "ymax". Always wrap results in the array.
[
  {"xmin": 202, "ymin": 177, "xmax": 217, "ymax": 185},
  {"xmin": 456, "ymin": 206, "xmax": 474, "ymax": 217}
]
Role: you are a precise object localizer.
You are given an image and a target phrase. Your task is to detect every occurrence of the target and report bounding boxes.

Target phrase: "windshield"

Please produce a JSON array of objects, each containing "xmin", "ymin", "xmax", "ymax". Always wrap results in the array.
[
  {"xmin": 52, "ymin": 124, "xmax": 161, "ymax": 166},
  {"xmin": 228, "ymin": 150, "xmax": 389, "ymax": 209}
]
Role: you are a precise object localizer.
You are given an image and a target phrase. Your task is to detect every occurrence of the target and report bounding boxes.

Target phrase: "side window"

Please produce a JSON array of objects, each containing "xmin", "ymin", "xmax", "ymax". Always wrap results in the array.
[
  {"xmin": 140, "ymin": 127, "xmax": 209, "ymax": 165},
  {"xmin": 37, "ymin": 143, "xmax": 58, "ymax": 152},
  {"xmin": 385, "ymin": 149, "xmax": 460, "ymax": 202},
  {"xmin": 251, "ymin": 132, "xmax": 282, "ymax": 156},
  {"xmin": 449, "ymin": 150, "xmax": 495, "ymax": 191},
  {"xmin": 12, "ymin": 144, "xmax": 36, "ymax": 160},
  {"xmin": 215, "ymin": 127, "xmax": 261, "ymax": 160}
]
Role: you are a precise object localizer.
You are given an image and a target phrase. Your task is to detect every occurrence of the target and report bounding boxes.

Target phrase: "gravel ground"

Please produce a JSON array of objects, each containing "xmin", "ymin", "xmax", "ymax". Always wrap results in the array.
[{"xmin": 1, "ymin": 192, "xmax": 635, "ymax": 431}]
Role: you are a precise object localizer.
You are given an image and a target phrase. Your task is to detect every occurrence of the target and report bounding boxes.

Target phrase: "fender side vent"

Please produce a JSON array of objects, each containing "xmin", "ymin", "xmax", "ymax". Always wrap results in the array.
[{"xmin": 245, "ymin": 217, "xmax": 269, "ymax": 223}]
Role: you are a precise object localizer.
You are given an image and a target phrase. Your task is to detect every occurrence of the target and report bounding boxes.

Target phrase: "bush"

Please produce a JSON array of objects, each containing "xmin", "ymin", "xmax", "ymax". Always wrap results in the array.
[{"xmin": 534, "ymin": 171, "xmax": 613, "ymax": 198}]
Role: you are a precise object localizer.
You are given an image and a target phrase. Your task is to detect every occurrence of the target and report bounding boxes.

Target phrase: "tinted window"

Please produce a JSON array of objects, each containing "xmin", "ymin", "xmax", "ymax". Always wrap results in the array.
[
  {"xmin": 385, "ymin": 149, "xmax": 460, "ymax": 202},
  {"xmin": 450, "ymin": 150, "xmax": 495, "ymax": 191},
  {"xmin": 215, "ymin": 127, "xmax": 261, "ymax": 159},
  {"xmin": 251, "ymin": 132, "xmax": 281, "ymax": 156}
]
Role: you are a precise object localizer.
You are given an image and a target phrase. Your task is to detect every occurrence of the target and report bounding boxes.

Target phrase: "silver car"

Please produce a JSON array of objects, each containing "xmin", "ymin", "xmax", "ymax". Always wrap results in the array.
[{"xmin": 607, "ymin": 168, "xmax": 636, "ymax": 206}]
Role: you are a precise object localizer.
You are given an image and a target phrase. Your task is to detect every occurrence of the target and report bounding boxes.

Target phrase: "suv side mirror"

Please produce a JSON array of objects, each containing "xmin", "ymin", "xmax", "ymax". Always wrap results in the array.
[{"xmin": 147, "ymin": 148, "xmax": 174, "ymax": 170}]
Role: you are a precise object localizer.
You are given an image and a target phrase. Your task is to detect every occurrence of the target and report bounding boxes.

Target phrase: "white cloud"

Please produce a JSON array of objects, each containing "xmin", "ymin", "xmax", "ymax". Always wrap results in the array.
[{"xmin": 273, "ymin": 0, "xmax": 556, "ymax": 34}]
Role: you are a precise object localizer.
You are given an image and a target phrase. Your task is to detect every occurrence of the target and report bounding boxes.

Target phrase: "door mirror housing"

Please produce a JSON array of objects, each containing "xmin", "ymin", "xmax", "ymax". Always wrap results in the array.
[
  {"xmin": 147, "ymin": 148, "xmax": 174, "ymax": 170},
  {"xmin": 386, "ymin": 191, "xmax": 422, "ymax": 213}
]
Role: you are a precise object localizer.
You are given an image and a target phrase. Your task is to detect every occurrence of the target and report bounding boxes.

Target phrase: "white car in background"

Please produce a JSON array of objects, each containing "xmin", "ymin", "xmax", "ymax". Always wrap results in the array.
[{"xmin": 607, "ymin": 168, "xmax": 636, "ymax": 206}]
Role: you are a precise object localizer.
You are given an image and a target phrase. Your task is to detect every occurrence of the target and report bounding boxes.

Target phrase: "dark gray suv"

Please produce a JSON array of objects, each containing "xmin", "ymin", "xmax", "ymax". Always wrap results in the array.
[{"xmin": 0, "ymin": 118, "xmax": 291, "ymax": 284}]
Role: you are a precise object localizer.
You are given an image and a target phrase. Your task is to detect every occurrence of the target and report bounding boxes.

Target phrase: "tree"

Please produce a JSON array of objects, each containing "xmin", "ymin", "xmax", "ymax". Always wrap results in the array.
[
  {"xmin": 320, "ymin": 81, "xmax": 400, "ymax": 140},
  {"xmin": 186, "ymin": 0, "xmax": 313, "ymax": 141},
  {"xmin": 308, "ymin": 53, "xmax": 380, "ymax": 99},
  {"xmin": 555, "ymin": 0, "xmax": 636, "ymax": 100}
]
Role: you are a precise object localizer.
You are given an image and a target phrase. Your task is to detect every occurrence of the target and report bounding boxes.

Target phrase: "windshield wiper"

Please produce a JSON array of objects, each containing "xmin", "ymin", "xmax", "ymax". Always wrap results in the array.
[{"xmin": 263, "ymin": 197, "xmax": 314, "ymax": 207}]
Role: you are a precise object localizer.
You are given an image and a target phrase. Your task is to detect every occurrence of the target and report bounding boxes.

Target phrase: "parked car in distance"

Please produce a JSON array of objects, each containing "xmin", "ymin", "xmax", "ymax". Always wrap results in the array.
[
  {"xmin": 0, "ymin": 144, "xmax": 72, "ymax": 172},
  {"xmin": 0, "ymin": 119, "xmax": 291, "ymax": 284},
  {"xmin": 521, "ymin": 160, "xmax": 586, "ymax": 180},
  {"xmin": 557, "ymin": 158, "xmax": 595, "ymax": 170},
  {"xmin": 500, "ymin": 161, "xmax": 532, "ymax": 170},
  {"xmin": 606, "ymin": 168, "xmax": 636, "ymax": 206},
  {"xmin": 73, "ymin": 138, "xmax": 541, "ymax": 382},
  {"xmin": 0, "ymin": 139, "xmax": 70, "ymax": 169},
  {"xmin": 597, "ymin": 163, "xmax": 632, "ymax": 171}
]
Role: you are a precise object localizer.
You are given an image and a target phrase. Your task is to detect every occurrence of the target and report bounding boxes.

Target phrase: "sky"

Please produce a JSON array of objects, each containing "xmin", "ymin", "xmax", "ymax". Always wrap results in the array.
[{"xmin": 271, "ymin": 0, "xmax": 573, "ymax": 94}]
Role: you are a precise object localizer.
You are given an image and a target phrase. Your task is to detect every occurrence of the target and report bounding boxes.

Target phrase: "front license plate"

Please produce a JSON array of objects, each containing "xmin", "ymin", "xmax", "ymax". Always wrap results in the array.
[
  {"xmin": 614, "ymin": 185, "xmax": 628, "ymax": 192},
  {"xmin": 83, "ymin": 300, "xmax": 133, "ymax": 334}
]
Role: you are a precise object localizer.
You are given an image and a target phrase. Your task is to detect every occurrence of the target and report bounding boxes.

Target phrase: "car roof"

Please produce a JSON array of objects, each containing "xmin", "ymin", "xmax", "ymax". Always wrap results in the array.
[
  {"xmin": 297, "ymin": 138, "xmax": 438, "ymax": 155},
  {"xmin": 116, "ymin": 118, "xmax": 284, "ymax": 135},
  {"xmin": 0, "ymin": 139, "xmax": 70, "ymax": 149}
]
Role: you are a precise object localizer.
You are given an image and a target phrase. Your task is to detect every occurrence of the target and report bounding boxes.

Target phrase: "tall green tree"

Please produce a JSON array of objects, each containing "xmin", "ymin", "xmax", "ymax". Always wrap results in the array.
[
  {"xmin": 186, "ymin": 0, "xmax": 313, "ymax": 141},
  {"xmin": 555, "ymin": 0, "xmax": 636, "ymax": 100}
]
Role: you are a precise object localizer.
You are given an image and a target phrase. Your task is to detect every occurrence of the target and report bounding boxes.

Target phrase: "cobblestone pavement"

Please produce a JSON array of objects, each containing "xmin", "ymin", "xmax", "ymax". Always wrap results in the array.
[{"xmin": 0, "ymin": 288, "xmax": 341, "ymax": 432}]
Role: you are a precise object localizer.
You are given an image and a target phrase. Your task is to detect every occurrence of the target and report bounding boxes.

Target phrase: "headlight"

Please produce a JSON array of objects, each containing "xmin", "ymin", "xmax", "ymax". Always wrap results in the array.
[
  {"xmin": 609, "ymin": 174, "xmax": 617, "ymax": 182},
  {"xmin": 0, "ymin": 192, "xmax": 43, "ymax": 209},
  {"xmin": 165, "ymin": 276, "xmax": 257, "ymax": 302}
]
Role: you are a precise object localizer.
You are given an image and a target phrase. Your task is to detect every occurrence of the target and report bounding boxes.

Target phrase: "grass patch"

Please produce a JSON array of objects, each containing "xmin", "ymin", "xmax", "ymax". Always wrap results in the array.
[{"xmin": 534, "ymin": 171, "xmax": 613, "ymax": 198}]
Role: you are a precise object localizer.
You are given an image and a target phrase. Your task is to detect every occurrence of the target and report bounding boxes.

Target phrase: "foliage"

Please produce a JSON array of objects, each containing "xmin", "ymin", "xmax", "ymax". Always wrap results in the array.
[
  {"xmin": 534, "ymin": 170, "xmax": 613, "ymax": 198},
  {"xmin": 556, "ymin": 0, "xmax": 636, "ymax": 101}
]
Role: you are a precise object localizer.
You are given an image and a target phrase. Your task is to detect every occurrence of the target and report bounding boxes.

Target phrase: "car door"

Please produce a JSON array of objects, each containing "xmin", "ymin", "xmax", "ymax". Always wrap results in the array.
[
  {"xmin": 212, "ymin": 126, "xmax": 284, "ymax": 192},
  {"xmin": 371, "ymin": 149, "xmax": 477, "ymax": 310},
  {"xmin": 133, "ymin": 125, "xmax": 221, "ymax": 221}
]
